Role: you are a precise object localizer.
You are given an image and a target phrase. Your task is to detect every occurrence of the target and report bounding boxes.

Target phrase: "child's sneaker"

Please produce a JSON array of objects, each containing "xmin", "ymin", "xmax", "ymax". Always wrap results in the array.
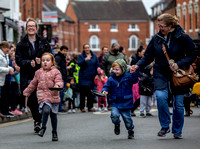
[
  {"xmin": 139, "ymin": 113, "xmax": 145, "ymax": 118},
  {"xmin": 157, "ymin": 127, "xmax": 170, "ymax": 137},
  {"xmin": 114, "ymin": 124, "xmax": 120, "ymax": 135},
  {"xmin": 128, "ymin": 130, "xmax": 134, "ymax": 139},
  {"xmin": 72, "ymin": 109, "xmax": 76, "ymax": 113},
  {"xmin": 146, "ymin": 113, "xmax": 153, "ymax": 117},
  {"xmin": 174, "ymin": 134, "xmax": 183, "ymax": 139},
  {"xmin": 104, "ymin": 107, "xmax": 108, "ymax": 111},
  {"xmin": 98, "ymin": 107, "xmax": 102, "ymax": 111},
  {"xmin": 68, "ymin": 109, "xmax": 72, "ymax": 113}
]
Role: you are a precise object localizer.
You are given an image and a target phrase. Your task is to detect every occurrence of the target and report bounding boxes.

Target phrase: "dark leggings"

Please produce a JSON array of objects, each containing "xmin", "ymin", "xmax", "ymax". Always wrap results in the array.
[{"xmin": 42, "ymin": 104, "xmax": 57, "ymax": 131}]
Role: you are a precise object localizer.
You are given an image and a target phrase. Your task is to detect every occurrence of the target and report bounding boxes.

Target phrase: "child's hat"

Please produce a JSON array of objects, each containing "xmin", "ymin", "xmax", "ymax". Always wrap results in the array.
[{"xmin": 114, "ymin": 59, "xmax": 127, "ymax": 74}]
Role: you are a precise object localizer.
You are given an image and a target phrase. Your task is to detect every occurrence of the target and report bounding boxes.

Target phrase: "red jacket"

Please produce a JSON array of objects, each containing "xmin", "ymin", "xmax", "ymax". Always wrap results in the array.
[{"xmin": 23, "ymin": 66, "xmax": 63, "ymax": 104}]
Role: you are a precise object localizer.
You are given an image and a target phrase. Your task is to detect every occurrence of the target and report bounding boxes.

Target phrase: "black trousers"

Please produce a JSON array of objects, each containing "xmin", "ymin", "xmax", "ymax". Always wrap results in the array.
[
  {"xmin": 79, "ymin": 85, "xmax": 94, "ymax": 110},
  {"xmin": 0, "ymin": 82, "xmax": 10, "ymax": 114},
  {"xmin": 27, "ymin": 90, "xmax": 41, "ymax": 123}
]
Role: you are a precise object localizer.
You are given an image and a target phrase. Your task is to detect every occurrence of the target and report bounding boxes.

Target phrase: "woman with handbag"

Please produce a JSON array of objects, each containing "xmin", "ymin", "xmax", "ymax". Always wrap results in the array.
[{"xmin": 131, "ymin": 13, "xmax": 197, "ymax": 139}]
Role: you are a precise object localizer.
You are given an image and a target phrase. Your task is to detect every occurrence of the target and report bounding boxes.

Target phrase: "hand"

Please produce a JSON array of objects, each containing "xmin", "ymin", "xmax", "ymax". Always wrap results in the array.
[
  {"xmin": 170, "ymin": 63, "xmax": 179, "ymax": 72},
  {"xmin": 54, "ymin": 85, "xmax": 60, "ymax": 88},
  {"xmin": 15, "ymin": 65, "xmax": 20, "ymax": 72},
  {"xmin": 9, "ymin": 68, "xmax": 14, "ymax": 75},
  {"xmin": 31, "ymin": 60, "xmax": 35, "ymax": 67},
  {"xmin": 102, "ymin": 91, "xmax": 108, "ymax": 95},
  {"xmin": 35, "ymin": 57, "xmax": 41, "ymax": 64},
  {"xmin": 85, "ymin": 55, "xmax": 92, "ymax": 61},
  {"xmin": 130, "ymin": 65, "xmax": 139, "ymax": 73},
  {"xmin": 144, "ymin": 88, "xmax": 146, "ymax": 91}
]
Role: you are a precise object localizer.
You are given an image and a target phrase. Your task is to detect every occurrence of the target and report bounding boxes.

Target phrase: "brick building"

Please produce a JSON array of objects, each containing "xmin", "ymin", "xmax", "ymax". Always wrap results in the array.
[
  {"xmin": 151, "ymin": 0, "xmax": 176, "ymax": 35},
  {"xmin": 176, "ymin": 0, "xmax": 200, "ymax": 44},
  {"xmin": 65, "ymin": 0, "xmax": 150, "ymax": 58},
  {"xmin": 19, "ymin": 0, "xmax": 75, "ymax": 49}
]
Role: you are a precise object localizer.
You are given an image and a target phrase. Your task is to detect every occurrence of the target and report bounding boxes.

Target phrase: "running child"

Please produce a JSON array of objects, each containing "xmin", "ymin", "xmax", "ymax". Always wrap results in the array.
[
  {"xmin": 23, "ymin": 52, "xmax": 63, "ymax": 141},
  {"xmin": 102, "ymin": 59, "xmax": 139, "ymax": 139}
]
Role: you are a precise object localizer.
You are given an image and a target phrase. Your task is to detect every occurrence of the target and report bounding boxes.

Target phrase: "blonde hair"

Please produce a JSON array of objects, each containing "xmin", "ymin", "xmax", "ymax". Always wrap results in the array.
[
  {"xmin": 157, "ymin": 13, "xmax": 179, "ymax": 27},
  {"xmin": 41, "ymin": 52, "xmax": 57, "ymax": 68},
  {"xmin": 0, "ymin": 41, "xmax": 10, "ymax": 49},
  {"xmin": 26, "ymin": 18, "xmax": 39, "ymax": 30}
]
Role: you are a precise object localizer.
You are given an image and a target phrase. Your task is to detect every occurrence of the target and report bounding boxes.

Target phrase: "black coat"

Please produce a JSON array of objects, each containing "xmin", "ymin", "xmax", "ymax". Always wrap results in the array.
[
  {"xmin": 136, "ymin": 25, "xmax": 197, "ymax": 94},
  {"xmin": 139, "ymin": 74, "xmax": 154, "ymax": 96},
  {"xmin": 16, "ymin": 34, "xmax": 51, "ymax": 90},
  {"xmin": 55, "ymin": 52, "xmax": 68, "ymax": 82}
]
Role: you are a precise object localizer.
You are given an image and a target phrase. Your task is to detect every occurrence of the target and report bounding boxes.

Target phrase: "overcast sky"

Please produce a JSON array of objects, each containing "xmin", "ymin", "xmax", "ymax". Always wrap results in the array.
[{"xmin": 56, "ymin": 0, "xmax": 160, "ymax": 15}]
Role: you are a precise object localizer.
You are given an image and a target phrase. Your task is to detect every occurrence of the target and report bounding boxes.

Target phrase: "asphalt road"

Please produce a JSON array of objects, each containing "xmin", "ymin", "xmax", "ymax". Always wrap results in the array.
[{"xmin": 0, "ymin": 107, "xmax": 200, "ymax": 149}]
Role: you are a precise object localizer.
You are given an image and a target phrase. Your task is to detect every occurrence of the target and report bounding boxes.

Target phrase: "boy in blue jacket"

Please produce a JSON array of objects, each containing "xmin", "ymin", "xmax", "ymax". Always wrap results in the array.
[{"xmin": 102, "ymin": 59, "xmax": 139, "ymax": 139}]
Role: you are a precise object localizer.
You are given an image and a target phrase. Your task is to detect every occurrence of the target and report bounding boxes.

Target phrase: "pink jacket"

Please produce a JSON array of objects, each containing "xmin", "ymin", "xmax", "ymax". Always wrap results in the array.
[
  {"xmin": 23, "ymin": 66, "xmax": 63, "ymax": 104},
  {"xmin": 94, "ymin": 75, "xmax": 108, "ymax": 92},
  {"xmin": 132, "ymin": 82, "xmax": 140, "ymax": 102}
]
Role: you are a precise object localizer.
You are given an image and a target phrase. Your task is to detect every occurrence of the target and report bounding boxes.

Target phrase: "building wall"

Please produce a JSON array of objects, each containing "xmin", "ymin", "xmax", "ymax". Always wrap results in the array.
[
  {"xmin": 176, "ymin": 0, "xmax": 200, "ymax": 40},
  {"xmin": 66, "ymin": 3, "xmax": 150, "ymax": 59},
  {"xmin": 19, "ymin": 0, "xmax": 43, "ymax": 21},
  {"xmin": 78, "ymin": 21, "xmax": 149, "ymax": 59}
]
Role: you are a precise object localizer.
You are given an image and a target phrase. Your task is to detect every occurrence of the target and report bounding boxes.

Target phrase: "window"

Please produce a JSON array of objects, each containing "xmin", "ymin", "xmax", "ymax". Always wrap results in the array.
[
  {"xmin": 111, "ymin": 39, "xmax": 118, "ymax": 45},
  {"xmin": 182, "ymin": 3, "xmax": 187, "ymax": 31},
  {"xmin": 110, "ymin": 23, "xmax": 118, "ymax": 32},
  {"xmin": 128, "ymin": 24, "xmax": 140, "ymax": 32},
  {"xmin": 89, "ymin": 35, "xmax": 100, "ymax": 51},
  {"xmin": 88, "ymin": 24, "xmax": 100, "ymax": 32},
  {"xmin": 194, "ymin": 1, "xmax": 199, "ymax": 31},
  {"xmin": 188, "ymin": 2, "xmax": 193, "ymax": 32},
  {"xmin": 128, "ymin": 35, "xmax": 138, "ymax": 51}
]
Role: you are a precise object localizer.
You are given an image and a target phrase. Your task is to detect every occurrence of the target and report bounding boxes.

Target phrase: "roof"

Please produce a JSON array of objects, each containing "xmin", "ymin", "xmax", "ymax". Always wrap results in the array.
[
  {"xmin": 71, "ymin": 1, "xmax": 149, "ymax": 21},
  {"xmin": 44, "ymin": 2, "xmax": 74, "ymax": 23}
]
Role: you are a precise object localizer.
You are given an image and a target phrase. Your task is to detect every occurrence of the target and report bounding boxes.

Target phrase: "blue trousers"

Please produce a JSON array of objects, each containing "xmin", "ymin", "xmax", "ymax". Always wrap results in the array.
[
  {"xmin": 110, "ymin": 107, "xmax": 134, "ymax": 131},
  {"xmin": 155, "ymin": 88, "xmax": 184, "ymax": 135}
]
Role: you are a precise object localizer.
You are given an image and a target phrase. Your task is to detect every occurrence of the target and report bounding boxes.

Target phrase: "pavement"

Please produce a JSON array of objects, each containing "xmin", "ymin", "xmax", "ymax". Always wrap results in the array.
[{"xmin": 0, "ymin": 112, "xmax": 32, "ymax": 124}]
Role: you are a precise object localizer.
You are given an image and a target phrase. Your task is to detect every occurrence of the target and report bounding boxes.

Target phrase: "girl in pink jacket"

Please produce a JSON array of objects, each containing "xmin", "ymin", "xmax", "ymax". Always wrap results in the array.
[
  {"xmin": 94, "ymin": 68, "xmax": 108, "ymax": 111},
  {"xmin": 23, "ymin": 53, "xmax": 63, "ymax": 141}
]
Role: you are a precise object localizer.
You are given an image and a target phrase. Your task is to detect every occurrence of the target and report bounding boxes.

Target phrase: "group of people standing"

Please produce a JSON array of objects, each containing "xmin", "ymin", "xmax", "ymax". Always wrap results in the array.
[{"xmin": 0, "ymin": 12, "xmax": 199, "ymax": 141}]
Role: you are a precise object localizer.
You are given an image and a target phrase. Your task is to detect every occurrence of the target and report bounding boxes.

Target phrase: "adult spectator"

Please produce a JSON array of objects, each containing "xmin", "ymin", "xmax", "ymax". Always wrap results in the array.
[
  {"xmin": 0, "ymin": 41, "xmax": 14, "ymax": 118},
  {"xmin": 78, "ymin": 43, "xmax": 100, "ymax": 112},
  {"xmin": 131, "ymin": 13, "xmax": 197, "ymax": 139},
  {"xmin": 54, "ymin": 45, "xmax": 68, "ymax": 112},
  {"xmin": 98, "ymin": 46, "xmax": 108, "ymax": 68},
  {"xmin": 102, "ymin": 43, "xmax": 127, "ymax": 77},
  {"xmin": 16, "ymin": 18, "xmax": 51, "ymax": 133}
]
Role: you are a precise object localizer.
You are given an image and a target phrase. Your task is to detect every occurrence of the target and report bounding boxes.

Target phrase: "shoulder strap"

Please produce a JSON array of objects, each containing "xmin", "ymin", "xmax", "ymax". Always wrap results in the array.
[{"xmin": 162, "ymin": 44, "xmax": 170, "ymax": 61}]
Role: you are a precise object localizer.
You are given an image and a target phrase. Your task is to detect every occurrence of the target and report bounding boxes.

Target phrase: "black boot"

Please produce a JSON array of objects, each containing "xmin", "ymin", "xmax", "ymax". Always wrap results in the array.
[
  {"xmin": 128, "ymin": 130, "xmax": 134, "ymax": 139},
  {"xmin": 52, "ymin": 131, "xmax": 58, "ymax": 141},
  {"xmin": 38, "ymin": 127, "xmax": 46, "ymax": 137},
  {"xmin": 114, "ymin": 124, "xmax": 120, "ymax": 135}
]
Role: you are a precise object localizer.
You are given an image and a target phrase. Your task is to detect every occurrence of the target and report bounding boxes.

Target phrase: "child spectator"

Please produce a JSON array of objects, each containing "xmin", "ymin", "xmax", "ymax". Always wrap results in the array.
[
  {"xmin": 64, "ymin": 77, "xmax": 78, "ymax": 113},
  {"xmin": 23, "ymin": 53, "xmax": 63, "ymax": 141},
  {"xmin": 94, "ymin": 68, "xmax": 108, "ymax": 111},
  {"xmin": 10, "ymin": 52, "xmax": 22, "ymax": 115},
  {"xmin": 139, "ymin": 65, "xmax": 154, "ymax": 117},
  {"xmin": 102, "ymin": 59, "xmax": 139, "ymax": 139}
]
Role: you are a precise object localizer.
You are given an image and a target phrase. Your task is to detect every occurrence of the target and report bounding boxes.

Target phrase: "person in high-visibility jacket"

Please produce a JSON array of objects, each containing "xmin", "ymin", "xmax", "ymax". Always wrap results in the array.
[{"xmin": 68, "ymin": 53, "xmax": 80, "ymax": 84}]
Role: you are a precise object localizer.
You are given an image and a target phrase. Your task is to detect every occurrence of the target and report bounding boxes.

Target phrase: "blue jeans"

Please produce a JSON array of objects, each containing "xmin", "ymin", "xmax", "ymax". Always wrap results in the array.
[
  {"xmin": 155, "ymin": 88, "xmax": 184, "ymax": 134},
  {"xmin": 110, "ymin": 107, "xmax": 134, "ymax": 130}
]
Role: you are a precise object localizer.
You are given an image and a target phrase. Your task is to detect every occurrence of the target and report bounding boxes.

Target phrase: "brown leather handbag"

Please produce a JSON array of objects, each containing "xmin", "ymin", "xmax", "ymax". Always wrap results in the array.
[{"xmin": 162, "ymin": 44, "xmax": 199, "ymax": 86}]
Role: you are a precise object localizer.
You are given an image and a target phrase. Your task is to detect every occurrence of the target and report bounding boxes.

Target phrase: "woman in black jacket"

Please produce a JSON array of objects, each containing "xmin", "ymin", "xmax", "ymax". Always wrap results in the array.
[
  {"xmin": 131, "ymin": 13, "xmax": 197, "ymax": 139},
  {"xmin": 16, "ymin": 18, "xmax": 51, "ymax": 133}
]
